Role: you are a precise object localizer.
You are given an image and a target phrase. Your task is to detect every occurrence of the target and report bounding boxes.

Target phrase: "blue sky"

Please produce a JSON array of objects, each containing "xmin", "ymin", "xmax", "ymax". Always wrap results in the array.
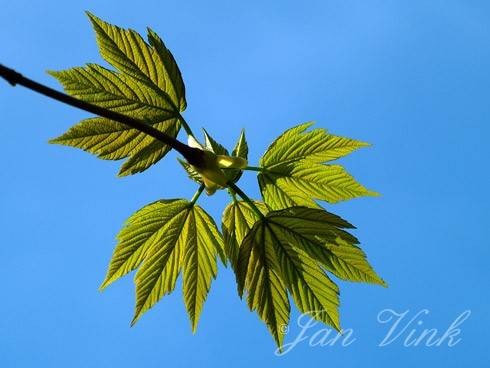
[{"xmin": 1, "ymin": 1, "xmax": 489, "ymax": 366}]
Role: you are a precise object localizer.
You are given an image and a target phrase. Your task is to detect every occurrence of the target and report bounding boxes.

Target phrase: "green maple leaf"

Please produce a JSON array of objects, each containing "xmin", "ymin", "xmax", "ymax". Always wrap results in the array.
[
  {"xmin": 234, "ymin": 206, "xmax": 385, "ymax": 349},
  {"xmin": 222, "ymin": 200, "xmax": 268, "ymax": 271},
  {"xmin": 235, "ymin": 207, "xmax": 342, "ymax": 347},
  {"xmin": 100, "ymin": 199, "xmax": 224, "ymax": 331},
  {"xmin": 49, "ymin": 12, "xmax": 187, "ymax": 176},
  {"xmin": 228, "ymin": 129, "xmax": 248, "ymax": 182},
  {"xmin": 258, "ymin": 122, "xmax": 379, "ymax": 209}
]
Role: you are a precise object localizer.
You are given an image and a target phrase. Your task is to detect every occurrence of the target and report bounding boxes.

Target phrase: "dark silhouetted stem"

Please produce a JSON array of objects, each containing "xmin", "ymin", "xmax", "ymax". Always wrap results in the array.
[
  {"xmin": 243, "ymin": 166, "xmax": 265, "ymax": 172},
  {"xmin": 0, "ymin": 64, "xmax": 204, "ymax": 166}
]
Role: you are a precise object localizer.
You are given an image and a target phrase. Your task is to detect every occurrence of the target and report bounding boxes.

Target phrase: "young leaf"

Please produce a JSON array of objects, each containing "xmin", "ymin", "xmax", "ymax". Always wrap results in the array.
[
  {"xmin": 237, "ymin": 222, "xmax": 290, "ymax": 348},
  {"xmin": 228, "ymin": 129, "xmax": 249, "ymax": 183},
  {"xmin": 221, "ymin": 200, "xmax": 268, "ymax": 270},
  {"xmin": 177, "ymin": 158, "xmax": 202, "ymax": 184},
  {"xmin": 259, "ymin": 161, "xmax": 378, "ymax": 210},
  {"xmin": 146, "ymin": 27, "xmax": 187, "ymax": 111},
  {"xmin": 258, "ymin": 123, "xmax": 377, "ymax": 209},
  {"xmin": 182, "ymin": 206, "xmax": 225, "ymax": 331},
  {"xmin": 86, "ymin": 12, "xmax": 186, "ymax": 111},
  {"xmin": 260, "ymin": 122, "xmax": 369, "ymax": 167},
  {"xmin": 131, "ymin": 202, "xmax": 191, "ymax": 325},
  {"xmin": 314, "ymin": 237, "xmax": 387, "ymax": 287},
  {"xmin": 268, "ymin": 229, "xmax": 341, "ymax": 330},
  {"xmin": 265, "ymin": 207, "xmax": 385, "ymax": 286},
  {"xmin": 100, "ymin": 199, "xmax": 188, "ymax": 289},
  {"xmin": 99, "ymin": 199, "xmax": 224, "ymax": 331},
  {"xmin": 49, "ymin": 13, "xmax": 187, "ymax": 176},
  {"xmin": 232, "ymin": 129, "xmax": 248, "ymax": 159},
  {"xmin": 237, "ymin": 206, "xmax": 385, "ymax": 348},
  {"xmin": 203, "ymin": 128, "xmax": 229, "ymax": 155}
]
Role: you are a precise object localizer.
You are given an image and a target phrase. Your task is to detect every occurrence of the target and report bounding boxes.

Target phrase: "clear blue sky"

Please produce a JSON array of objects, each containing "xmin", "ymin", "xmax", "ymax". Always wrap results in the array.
[{"xmin": 1, "ymin": 1, "xmax": 489, "ymax": 366}]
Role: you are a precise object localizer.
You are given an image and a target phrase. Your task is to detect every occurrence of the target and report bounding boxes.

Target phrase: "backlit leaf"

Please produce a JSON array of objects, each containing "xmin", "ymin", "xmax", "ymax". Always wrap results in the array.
[
  {"xmin": 203, "ymin": 128, "xmax": 228, "ymax": 155},
  {"xmin": 260, "ymin": 122, "xmax": 369, "ymax": 167},
  {"xmin": 258, "ymin": 123, "xmax": 377, "ymax": 209},
  {"xmin": 86, "ymin": 12, "xmax": 185, "ymax": 111},
  {"xmin": 237, "ymin": 222, "xmax": 290, "ymax": 348},
  {"xmin": 232, "ymin": 129, "xmax": 248, "ymax": 159},
  {"xmin": 221, "ymin": 200, "xmax": 268, "ymax": 270},
  {"xmin": 259, "ymin": 161, "xmax": 378, "ymax": 209},
  {"xmin": 101, "ymin": 199, "xmax": 187, "ymax": 290},
  {"xmin": 49, "ymin": 13, "xmax": 187, "ymax": 175},
  {"xmin": 237, "ymin": 206, "xmax": 385, "ymax": 348},
  {"xmin": 182, "ymin": 206, "xmax": 224, "ymax": 331},
  {"xmin": 99, "ymin": 199, "xmax": 223, "ymax": 330},
  {"xmin": 228, "ymin": 129, "xmax": 249, "ymax": 183}
]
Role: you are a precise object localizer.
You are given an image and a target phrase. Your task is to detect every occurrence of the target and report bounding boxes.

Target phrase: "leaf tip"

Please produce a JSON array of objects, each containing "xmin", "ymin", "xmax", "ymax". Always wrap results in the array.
[
  {"xmin": 85, "ymin": 10, "xmax": 96, "ymax": 20},
  {"xmin": 296, "ymin": 121, "xmax": 316, "ymax": 132},
  {"xmin": 116, "ymin": 170, "xmax": 130, "ymax": 178},
  {"xmin": 368, "ymin": 190, "xmax": 381, "ymax": 198},
  {"xmin": 99, "ymin": 278, "xmax": 111, "ymax": 291},
  {"xmin": 85, "ymin": 11, "xmax": 98, "ymax": 26},
  {"xmin": 130, "ymin": 314, "xmax": 141, "ymax": 327},
  {"xmin": 45, "ymin": 69, "xmax": 59, "ymax": 78},
  {"xmin": 48, "ymin": 136, "xmax": 63, "ymax": 145},
  {"xmin": 332, "ymin": 317, "xmax": 342, "ymax": 333},
  {"xmin": 85, "ymin": 11, "xmax": 104, "ymax": 30},
  {"xmin": 237, "ymin": 284, "xmax": 245, "ymax": 299},
  {"xmin": 146, "ymin": 26, "xmax": 162, "ymax": 44}
]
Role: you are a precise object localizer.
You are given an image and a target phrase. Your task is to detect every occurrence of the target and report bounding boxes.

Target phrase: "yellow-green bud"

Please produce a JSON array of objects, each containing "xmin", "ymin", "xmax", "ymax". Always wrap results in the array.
[{"xmin": 187, "ymin": 135, "xmax": 248, "ymax": 195}]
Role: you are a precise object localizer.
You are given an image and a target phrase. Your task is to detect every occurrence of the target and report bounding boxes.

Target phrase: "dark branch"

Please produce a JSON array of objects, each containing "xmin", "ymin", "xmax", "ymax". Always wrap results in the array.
[{"xmin": 0, "ymin": 64, "xmax": 205, "ymax": 166}]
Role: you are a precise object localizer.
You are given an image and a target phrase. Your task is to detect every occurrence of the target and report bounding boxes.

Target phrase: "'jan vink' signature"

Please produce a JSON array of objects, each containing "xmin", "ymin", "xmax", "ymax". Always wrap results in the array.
[{"xmin": 275, "ymin": 308, "xmax": 471, "ymax": 356}]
